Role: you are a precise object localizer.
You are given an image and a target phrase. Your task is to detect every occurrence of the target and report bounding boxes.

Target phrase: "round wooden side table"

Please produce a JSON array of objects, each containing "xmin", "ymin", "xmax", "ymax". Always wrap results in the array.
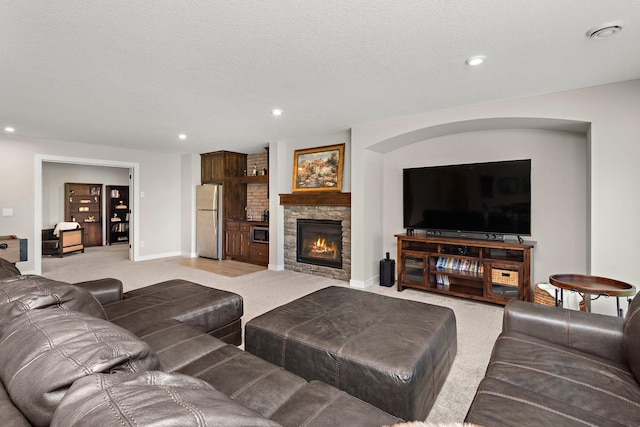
[{"xmin": 549, "ymin": 274, "xmax": 636, "ymax": 317}]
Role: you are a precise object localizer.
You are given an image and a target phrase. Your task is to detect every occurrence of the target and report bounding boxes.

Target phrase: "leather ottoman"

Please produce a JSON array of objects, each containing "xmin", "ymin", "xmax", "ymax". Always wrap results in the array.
[{"xmin": 245, "ymin": 286, "xmax": 457, "ymax": 421}]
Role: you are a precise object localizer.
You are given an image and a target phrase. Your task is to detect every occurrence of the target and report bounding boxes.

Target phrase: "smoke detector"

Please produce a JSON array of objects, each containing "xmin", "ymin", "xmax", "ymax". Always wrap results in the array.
[{"xmin": 586, "ymin": 22, "xmax": 623, "ymax": 39}]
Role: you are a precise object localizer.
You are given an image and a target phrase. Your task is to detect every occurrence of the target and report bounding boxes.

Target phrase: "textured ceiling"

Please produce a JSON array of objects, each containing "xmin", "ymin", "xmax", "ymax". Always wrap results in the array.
[{"xmin": 1, "ymin": 1, "xmax": 639, "ymax": 154}]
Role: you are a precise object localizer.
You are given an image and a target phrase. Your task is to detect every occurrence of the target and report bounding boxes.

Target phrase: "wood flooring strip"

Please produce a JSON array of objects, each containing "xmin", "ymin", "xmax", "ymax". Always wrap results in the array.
[{"xmin": 178, "ymin": 257, "xmax": 265, "ymax": 277}]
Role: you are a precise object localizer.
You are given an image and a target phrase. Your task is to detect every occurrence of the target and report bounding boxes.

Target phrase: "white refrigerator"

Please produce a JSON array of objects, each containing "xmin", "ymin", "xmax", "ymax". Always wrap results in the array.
[{"xmin": 196, "ymin": 184, "xmax": 223, "ymax": 259}]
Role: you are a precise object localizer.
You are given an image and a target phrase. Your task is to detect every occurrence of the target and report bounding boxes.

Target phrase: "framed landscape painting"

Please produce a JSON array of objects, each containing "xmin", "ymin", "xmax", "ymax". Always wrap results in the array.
[{"xmin": 293, "ymin": 143, "xmax": 345, "ymax": 192}]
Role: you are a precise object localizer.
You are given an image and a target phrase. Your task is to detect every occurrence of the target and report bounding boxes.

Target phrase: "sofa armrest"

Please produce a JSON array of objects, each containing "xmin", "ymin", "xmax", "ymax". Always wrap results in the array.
[
  {"xmin": 503, "ymin": 300, "xmax": 626, "ymax": 364},
  {"xmin": 73, "ymin": 278, "xmax": 123, "ymax": 305}
]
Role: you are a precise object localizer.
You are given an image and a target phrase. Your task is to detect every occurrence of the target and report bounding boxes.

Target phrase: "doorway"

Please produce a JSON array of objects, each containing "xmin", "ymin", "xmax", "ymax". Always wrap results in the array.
[{"xmin": 34, "ymin": 154, "xmax": 139, "ymax": 275}]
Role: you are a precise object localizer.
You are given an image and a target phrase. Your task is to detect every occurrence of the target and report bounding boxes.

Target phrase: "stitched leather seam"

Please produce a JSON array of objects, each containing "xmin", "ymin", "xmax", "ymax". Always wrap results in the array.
[
  {"xmin": 190, "ymin": 351, "xmax": 243, "ymax": 378},
  {"xmin": 266, "ymin": 331, "xmax": 414, "ymax": 378},
  {"xmin": 97, "ymin": 375, "xmax": 127, "ymax": 426},
  {"xmin": 117, "ymin": 284, "xmax": 222, "ymax": 303},
  {"xmin": 490, "ymin": 361, "xmax": 640, "ymax": 408},
  {"xmin": 498, "ymin": 335, "xmax": 631, "ymax": 376},
  {"xmin": 156, "ymin": 383, "xmax": 206, "ymax": 426},
  {"xmin": 475, "ymin": 390, "xmax": 598, "ymax": 426},
  {"xmin": 252, "ymin": 319, "xmax": 421, "ymax": 379},
  {"xmin": 8, "ymin": 310, "xmax": 94, "ymax": 388},
  {"xmin": 277, "ymin": 303, "xmax": 328, "ymax": 366},
  {"xmin": 105, "ymin": 376, "xmax": 138, "ymax": 425},
  {"xmin": 107, "ymin": 289, "xmax": 219, "ymax": 321},
  {"xmin": 69, "ymin": 310, "xmax": 130, "ymax": 370},
  {"xmin": 155, "ymin": 333, "xmax": 208, "ymax": 354},
  {"xmin": 118, "ymin": 283, "xmax": 192, "ymax": 300},
  {"xmin": 138, "ymin": 322, "xmax": 182, "ymax": 339},
  {"xmin": 230, "ymin": 366, "xmax": 283, "ymax": 399},
  {"xmin": 300, "ymin": 388, "xmax": 343, "ymax": 427}
]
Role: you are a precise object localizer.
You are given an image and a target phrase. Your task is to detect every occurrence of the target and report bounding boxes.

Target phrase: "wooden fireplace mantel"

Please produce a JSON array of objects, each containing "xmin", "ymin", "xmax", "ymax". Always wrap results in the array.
[{"xmin": 279, "ymin": 192, "xmax": 351, "ymax": 207}]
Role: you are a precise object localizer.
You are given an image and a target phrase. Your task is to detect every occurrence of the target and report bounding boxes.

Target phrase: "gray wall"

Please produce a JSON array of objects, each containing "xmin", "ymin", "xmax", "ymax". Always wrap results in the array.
[
  {"xmin": 0, "ymin": 136, "xmax": 182, "ymax": 273},
  {"xmin": 381, "ymin": 128, "xmax": 588, "ymax": 286}
]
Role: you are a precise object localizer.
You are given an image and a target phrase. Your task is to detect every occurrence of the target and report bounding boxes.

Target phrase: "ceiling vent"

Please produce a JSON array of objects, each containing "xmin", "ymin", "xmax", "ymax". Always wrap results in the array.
[{"xmin": 586, "ymin": 22, "xmax": 623, "ymax": 39}]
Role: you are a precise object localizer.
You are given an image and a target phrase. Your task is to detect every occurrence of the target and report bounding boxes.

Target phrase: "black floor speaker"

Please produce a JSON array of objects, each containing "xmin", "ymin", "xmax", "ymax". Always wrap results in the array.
[{"xmin": 380, "ymin": 252, "xmax": 395, "ymax": 287}]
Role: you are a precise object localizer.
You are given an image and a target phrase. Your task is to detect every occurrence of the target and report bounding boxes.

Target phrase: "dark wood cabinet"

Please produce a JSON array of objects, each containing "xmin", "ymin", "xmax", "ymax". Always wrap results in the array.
[
  {"xmin": 106, "ymin": 185, "xmax": 130, "ymax": 245},
  {"xmin": 249, "ymin": 243, "xmax": 268, "ymax": 265},
  {"xmin": 64, "ymin": 183, "xmax": 103, "ymax": 247},
  {"xmin": 201, "ymin": 151, "xmax": 247, "ymax": 221},
  {"xmin": 396, "ymin": 234, "xmax": 534, "ymax": 305},
  {"xmin": 224, "ymin": 220, "xmax": 268, "ymax": 266},
  {"xmin": 225, "ymin": 221, "xmax": 250, "ymax": 259}
]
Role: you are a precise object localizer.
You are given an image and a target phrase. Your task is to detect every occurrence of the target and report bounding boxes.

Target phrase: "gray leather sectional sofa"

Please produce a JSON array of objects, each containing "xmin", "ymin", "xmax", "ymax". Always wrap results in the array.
[
  {"xmin": 0, "ymin": 258, "xmax": 401, "ymax": 426},
  {"xmin": 466, "ymin": 299, "xmax": 640, "ymax": 426}
]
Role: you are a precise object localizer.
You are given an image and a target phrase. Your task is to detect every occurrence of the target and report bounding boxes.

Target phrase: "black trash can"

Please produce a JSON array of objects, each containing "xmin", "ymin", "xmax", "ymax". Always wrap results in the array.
[{"xmin": 380, "ymin": 252, "xmax": 395, "ymax": 287}]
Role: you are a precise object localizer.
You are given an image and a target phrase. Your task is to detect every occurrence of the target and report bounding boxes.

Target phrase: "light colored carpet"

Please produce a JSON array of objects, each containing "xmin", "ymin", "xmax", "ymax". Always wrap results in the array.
[{"xmin": 41, "ymin": 245, "xmax": 503, "ymax": 424}]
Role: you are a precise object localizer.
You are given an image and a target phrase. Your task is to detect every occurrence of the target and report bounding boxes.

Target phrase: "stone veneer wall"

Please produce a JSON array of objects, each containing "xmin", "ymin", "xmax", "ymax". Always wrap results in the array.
[{"xmin": 284, "ymin": 205, "xmax": 351, "ymax": 281}]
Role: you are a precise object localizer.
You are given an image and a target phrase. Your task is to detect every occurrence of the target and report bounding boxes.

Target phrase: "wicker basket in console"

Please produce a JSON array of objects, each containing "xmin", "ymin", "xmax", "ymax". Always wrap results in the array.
[{"xmin": 491, "ymin": 268, "xmax": 518, "ymax": 287}]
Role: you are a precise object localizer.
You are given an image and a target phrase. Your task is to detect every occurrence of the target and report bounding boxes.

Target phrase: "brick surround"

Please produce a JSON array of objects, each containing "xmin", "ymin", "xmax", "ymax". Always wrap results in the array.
[{"xmin": 247, "ymin": 152, "xmax": 269, "ymax": 219}]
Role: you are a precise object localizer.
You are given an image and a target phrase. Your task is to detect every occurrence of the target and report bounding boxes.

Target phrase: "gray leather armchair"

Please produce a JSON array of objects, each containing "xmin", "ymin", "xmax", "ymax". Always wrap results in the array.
[{"xmin": 466, "ymin": 298, "xmax": 640, "ymax": 426}]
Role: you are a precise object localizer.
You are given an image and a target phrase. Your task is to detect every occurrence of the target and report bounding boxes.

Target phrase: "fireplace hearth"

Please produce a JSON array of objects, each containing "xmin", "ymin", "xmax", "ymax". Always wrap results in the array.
[{"xmin": 297, "ymin": 219, "xmax": 343, "ymax": 269}]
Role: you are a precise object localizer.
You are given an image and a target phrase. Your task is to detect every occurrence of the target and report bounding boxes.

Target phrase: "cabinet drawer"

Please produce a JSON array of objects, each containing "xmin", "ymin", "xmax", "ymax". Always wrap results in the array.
[
  {"xmin": 226, "ymin": 221, "xmax": 239, "ymax": 230},
  {"xmin": 249, "ymin": 244, "xmax": 269, "ymax": 263},
  {"xmin": 240, "ymin": 223, "xmax": 250, "ymax": 232}
]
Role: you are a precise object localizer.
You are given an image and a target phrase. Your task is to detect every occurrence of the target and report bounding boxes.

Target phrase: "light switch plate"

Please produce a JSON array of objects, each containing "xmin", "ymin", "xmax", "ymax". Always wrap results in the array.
[{"xmin": 2, "ymin": 208, "xmax": 13, "ymax": 216}]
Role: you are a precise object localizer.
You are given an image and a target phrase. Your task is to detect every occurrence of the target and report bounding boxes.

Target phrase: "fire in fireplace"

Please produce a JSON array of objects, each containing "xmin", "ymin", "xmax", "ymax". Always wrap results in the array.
[{"xmin": 297, "ymin": 219, "xmax": 343, "ymax": 269}]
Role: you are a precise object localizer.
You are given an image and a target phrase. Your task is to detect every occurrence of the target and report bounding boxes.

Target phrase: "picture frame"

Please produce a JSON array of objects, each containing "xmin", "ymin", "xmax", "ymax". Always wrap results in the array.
[{"xmin": 293, "ymin": 143, "xmax": 345, "ymax": 192}]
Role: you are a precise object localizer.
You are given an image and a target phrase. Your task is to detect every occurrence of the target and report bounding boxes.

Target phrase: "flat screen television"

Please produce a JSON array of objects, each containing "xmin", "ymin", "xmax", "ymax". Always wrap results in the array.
[{"xmin": 403, "ymin": 159, "xmax": 531, "ymax": 236}]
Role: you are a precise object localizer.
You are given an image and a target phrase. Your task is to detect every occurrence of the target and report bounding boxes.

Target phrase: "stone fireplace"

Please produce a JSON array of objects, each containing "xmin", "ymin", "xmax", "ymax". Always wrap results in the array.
[{"xmin": 281, "ymin": 192, "xmax": 351, "ymax": 281}]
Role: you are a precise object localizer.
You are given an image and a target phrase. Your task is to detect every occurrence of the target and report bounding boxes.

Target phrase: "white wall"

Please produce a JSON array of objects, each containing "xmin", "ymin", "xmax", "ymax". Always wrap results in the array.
[
  {"xmin": 42, "ymin": 162, "xmax": 130, "ymax": 229},
  {"xmin": 0, "ymin": 135, "xmax": 183, "ymax": 273},
  {"xmin": 381, "ymin": 129, "xmax": 588, "ymax": 286},
  {"xmin": 180, "ymin": 153, "xmax": 201, "ymax": 257},
  {"xmin": 351, "ymin": 79, "xmax": 640, "ymax": 314}
]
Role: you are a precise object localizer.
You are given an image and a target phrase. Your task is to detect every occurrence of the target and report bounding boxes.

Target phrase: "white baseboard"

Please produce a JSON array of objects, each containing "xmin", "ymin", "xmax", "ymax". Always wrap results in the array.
[
  {"xmin": 136, "ymin": 251, "xmax": 182, "ymax": 262},
  {"xmin": 268, "ymin": 263, "xmax": 285, "ymax": 271},
  {"xmin": 349, "ymin": 275, "xmax": 378, "ymax": 288}
]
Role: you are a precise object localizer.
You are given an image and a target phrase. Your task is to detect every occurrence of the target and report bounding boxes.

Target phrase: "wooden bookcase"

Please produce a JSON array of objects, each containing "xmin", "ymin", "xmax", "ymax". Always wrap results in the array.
[
  {"xmin": 106, "ymin": 185, "xmax": 130, "ymax": 245},
  {"xmin": 396, "ymin": 234, "xmax": 534, "ymax": 305},
  {"xmin": 64, "ymin": 183, "xmax": 103, "ymax": 247}
]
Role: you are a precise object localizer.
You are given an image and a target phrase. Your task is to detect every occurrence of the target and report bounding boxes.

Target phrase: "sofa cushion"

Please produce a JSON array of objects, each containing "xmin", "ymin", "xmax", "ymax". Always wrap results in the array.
[
  {"xmin": 136, "ymin": 319, "xmax": 227, "ymax": 373},
  {"xmin": 623, "ymin": 294, "xmax": 640, "ymax": 381},
  {"xmin": 0, "ymin": 308, "xmax": 160, "ymax": 427},
  {"xmin": 0, "ymin": 275, "xmax": 106, "ymax": 324},
  {"xmin": 179, "ymin": 343, "xmax": 308, "ymax": 418},
  {"xmin": 51, "ymin": 371, "xmax": 281, "ymax": 427},
  {"xmin": 272, "ymin": 380, "xmax": 403, "ymax": 427},
  {"xmin": 104, "ymin": 279, "xmax": 243, "ymax": 335},
  {"xmin": 466, "ymin": 377, "xmax": 622, "ymax": 427},
  {"xmin": 476, "ymin": 331, "xmax": 640, "ymax": 426}
]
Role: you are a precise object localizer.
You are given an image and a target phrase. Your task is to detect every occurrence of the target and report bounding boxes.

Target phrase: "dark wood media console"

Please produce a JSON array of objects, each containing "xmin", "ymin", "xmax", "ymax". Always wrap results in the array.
[{"xmin": 396, "ymin": 234, "xmax": 534, "ymax": 305}]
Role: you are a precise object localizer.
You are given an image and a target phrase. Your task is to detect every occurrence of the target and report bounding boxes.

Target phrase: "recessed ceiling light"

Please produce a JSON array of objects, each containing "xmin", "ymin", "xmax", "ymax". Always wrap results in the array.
[
  {"xmin": 465, "ymin": 55, "xmax": 486, "ymax": 66},
  {"xmin": 178, "ymin": 134, "xmax": 187, "ymax": 140},
  {"xmin": 272, "ymin": 109, "xmax": 283, "ymax": 116},
  {"xmin": 4, "ymin": 126, "xmax": 15, "ymax": 133},
  {"xmin": 586, "ymin": 22, "xmax": 623, "ymax": 39}
]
